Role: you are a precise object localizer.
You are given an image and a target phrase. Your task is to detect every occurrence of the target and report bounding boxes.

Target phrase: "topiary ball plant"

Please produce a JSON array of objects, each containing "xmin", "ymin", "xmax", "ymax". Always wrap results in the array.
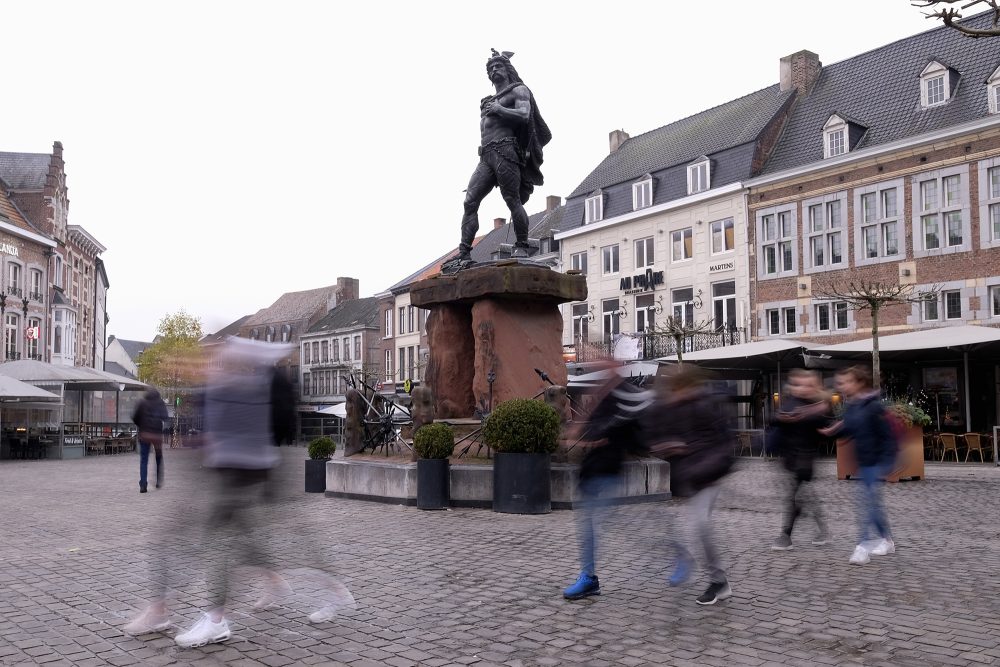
[
  {"xmin": 483, "ymin": 398, "xmax": 561, "ymax": 454},
  {"xmin": 308, "ymin": 436, "xmax": 336, "ymax": 461},
  {"xmin": 413, "ymin": 423, "xmax": 455, "ymax": 460}
]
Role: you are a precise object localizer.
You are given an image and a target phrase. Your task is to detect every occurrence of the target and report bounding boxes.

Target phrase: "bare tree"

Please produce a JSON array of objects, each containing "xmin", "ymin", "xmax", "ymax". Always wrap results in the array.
[
  {"xmin": 813, "ymin": 279, "xmax": 939, "ymax": 390},
  {"xmin": 912, "ymin": 0, "xmax": 1000, "ymax": 37},
  {"xmin": 649, "ymin": 315, "xmax": 716, "ymax": 365}
]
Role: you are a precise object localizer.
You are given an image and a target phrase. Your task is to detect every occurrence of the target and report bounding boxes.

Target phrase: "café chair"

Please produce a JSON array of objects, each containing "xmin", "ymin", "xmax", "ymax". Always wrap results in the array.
[
  {"xmin": 736, "ymin": 431, "xmax": 753, "ymax": 457},
  {"xmin": 962, "ymin": 433, "xmax": 986, "ymax": 462},
  {"xmin": 939, "ymin": 433, "xmax": 959, "ymax": 462}
]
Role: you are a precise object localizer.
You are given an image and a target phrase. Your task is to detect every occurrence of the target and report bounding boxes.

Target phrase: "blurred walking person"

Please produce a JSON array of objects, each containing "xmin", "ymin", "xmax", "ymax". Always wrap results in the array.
[
  {"xmin": 821, "ymin": 366, "xmax": 896, "ymax": 565},
  {"xmin": 647, "ymin": 365, "xmax": 735, "ymax": 605},
  {"xmin": 132, "ymin": 388, "xmax": 168, "ymax": 493},
  {"xmin": 562, "ymin": 369, "xmax": 653, "ymax": 600},
  {"xmin": 770, "ymin": 370, "xmax": 832, "ymax": 550}
]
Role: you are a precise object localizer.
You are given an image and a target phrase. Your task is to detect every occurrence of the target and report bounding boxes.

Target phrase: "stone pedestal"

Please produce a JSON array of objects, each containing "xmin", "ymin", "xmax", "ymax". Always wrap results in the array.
[{"xmin": 410, "ymin": 263, "xmax": 586, "ymax": 419}]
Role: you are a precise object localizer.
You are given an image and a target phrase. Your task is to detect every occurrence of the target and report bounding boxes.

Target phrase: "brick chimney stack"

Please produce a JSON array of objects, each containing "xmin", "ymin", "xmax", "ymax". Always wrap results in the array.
[
  {"xmin": 780, "ymin": 50, "xmax": 821, "ymax": 94},
  {"xmin": 609, "ymin": 129, "xmax": 630, "ymax": 153},
  {"xmin": 545, "ymin": 195, "xmax": 561, "ymax": 211},
  {"xmin": 335, "ymin": 276, "xmax": 359, "ymax": 303},
  {"xmin": 493, "ymin": 217, "xmax": 506, "ymax": 230}
]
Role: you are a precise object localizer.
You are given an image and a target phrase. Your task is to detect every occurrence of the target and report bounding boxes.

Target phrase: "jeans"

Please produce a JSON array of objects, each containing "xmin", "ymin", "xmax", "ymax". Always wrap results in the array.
[
  {"xmin": 138, "ymin": 440, "xmax": 163, "ymax": 489},
  {"xmin": 576, "ymin": 475, "xmax": 619, "ymax": 577},
  {"xmin": 673, "ymin": 483, "xmax": 726, "ymax": 584},
  {"xmin": 857, "ymin": 464, "xmax": 892, "ymax": 543}
]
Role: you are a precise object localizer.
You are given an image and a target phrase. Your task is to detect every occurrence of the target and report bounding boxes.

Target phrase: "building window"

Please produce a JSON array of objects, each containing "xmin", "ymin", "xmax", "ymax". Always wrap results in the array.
[
  {"xmin": 990, "ymin": 286, "xmax": 1000, "ymax": 317},
  {"xmin": 342, "ymin": 337, "xmax": 350, "ymax": 361},
  {"xmin": 385, "ymin": 349, "xmax": 393, "ymax": 382},
  {"xmin": 265, "ymin": 326, "xmax": 274, "ymax": 343},
  {"xmin": 602, "ymin": 298, "xmax": 620, "ymax": 343},
  {"xmin": 765, "ymin": 307, "xmax": 797, "ymax": 335},
  {"xmin": 710, "ymin": 218, "xmax": 734, "ymax": 254},
  {"xmin": 29, "ymin": 269, "xmax": 42, "ymax": 301},
  {"xmin": 815, "ymin": 302, "xmax": 849, "ymax": 331},
  {"xmin": 671, "ymin": 228, "xmax": 693, "ymax": 262},
  {"xmin": 671, "ymin": 288, "xmax": 694, "ymax": 327},
  {"xmin": 991, "ymin": 82, "xmax": 1000, "ymax": 114},
  {"xmin": 920, "ymin": 61, "xmax": 951, "ymax": 108},
  {"xmin": 303, "ymin": 343, "xmax": 310, "ymax": 364},
  {"xmin": 281, "ymin": 324, "xmax": 291, "ymax": 342},
  {"xmin": 407, "ymin": 306, "xmax": 415, "ymax": 333},
  {"xmin": 571, "ymin": 303, "xmax": 590, "ymax": 343},
  {"xmin": 4, "ymin": 313, "xmax": 17, "ymax": 359},
  {"xmin": 944, "ymin": 290, "xmax": 962, "ymax": 320},
  {"xmin": 26, "ymin": 317, "xmax": 40, "ymax": 360},
  {"xmin": 856, "ymin": 182, "xmax": 903, "ymax": 262},
  {"xmin": 398, "ymin": 306, "xmax": 406, "ymax": 335},
  {"xmin": 823, "ymin": 115, "xmax": 848, "ymax": 158},
  {"xmin": 758, "ymin": 208, "xmax": 796, "ymax": 277},
  {"xmin": 311, "ymin": 341, "xmax": 319, "ymax": 362},
  {"xmin": 803, "ymin": 195, "xmax": 844, "ymax": 272},
  {"xmin": 980, "ymin": 161, "xmax": 1000, "ymax": 249},
  {"xmin": 570, "ymin": 251, "xmax": 588, "ymax": 275},
  {"xmin": 635, "ymin": 294, "xmax": 655, "ymax": 332},
  {"xmin": 399, "ymin": 348, "xmax": 406, "ymax": 381},
  {"xmin": 407, "ymin": 346, "xmax": 416, "ymax": 382},
  {"xmin": 687, "ymin": 159, "xmax": 710, "ymax": 195},
  {"xmin": 321, "ymin": 340, "xmax": 329, "ymax": 362},
  {"xmin": 354, "ymin": 335, "xmax": 361, "ymax": 360},
  {"xmin": 303, "ymin": 373, "xmax": 310, "ymax": 396},
  {"xmin": 601, "ymin": 244, "xmax": 619, "ymax": 275},
  {"xmin": 913, "ymin": 168, "xmax": 968, "ymax": 256},
  {"xmin": 923, "ymin": 296, "xmax": 939, "ymax": 322},
  {"xmin": 585, "ymin": 193, "xmax": 603, "ymax": 224},
  {"xmin": 385, "ymin": 309, "xmax": 393, "ymax": 337},
  {"xmin": 633, "ymin": 178, "xmax": 653, "ymax": 210},
  {"xmin": 7, "ymin": 264, "xmax": 21, "ymax": 296},
  {"xmin": 712, "ymin": 281, "xmax": 736, "ymax": 332},
  {"xmin": 332, "ymin": 339, "xmax": 339, "ymax": 362},
  {"xmin": 634, "ymin": 237, "xmax": 654, "ymax": 269}
]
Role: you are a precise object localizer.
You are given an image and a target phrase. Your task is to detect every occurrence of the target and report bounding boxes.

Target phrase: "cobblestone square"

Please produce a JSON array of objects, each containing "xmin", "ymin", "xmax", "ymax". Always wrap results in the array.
[{"xmin": 2, "ymin": 449, "xmax": 999, "ymax": 666}]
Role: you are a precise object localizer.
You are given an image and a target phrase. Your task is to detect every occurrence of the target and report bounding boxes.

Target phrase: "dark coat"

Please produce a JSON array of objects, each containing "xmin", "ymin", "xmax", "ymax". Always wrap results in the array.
[
  {"xmin": 579, "ymin": 379, "xmax": 653, "ymax": 480},
  {"xmin": 836, "ymin": 392, "xmax": 895, "ymax": 468},
  {"xmin": 132, "ymin": 389, "xmax": 168, "ymax": 444},
  {"xmin": 771, "ymin": 395, "xmax": 832, "ymax": 478},
  {"xmin": 270, "ymin": 370, "xmax": 296, "ymax": 446}
]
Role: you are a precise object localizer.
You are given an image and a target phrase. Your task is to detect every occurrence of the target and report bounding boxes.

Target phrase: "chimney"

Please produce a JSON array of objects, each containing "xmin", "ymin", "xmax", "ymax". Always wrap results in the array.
[
  {"xmin": 335, "ymin": 277, "xmax": 359, "ymax": 304},
  {"xmin": 53, "ymin": 141, "xmax": 63, "ymax": 158},
  {"xmin": 493, "ymin": 217, "xmax": 506, "ymax": 230},
  {"xmin": 545, "ymin": 195, "xmax": 561, "ymax": 211},
  {"xmin": 779, "ymin": 50, "xmax": 821, "ymax": 93},
  {"xmin": 609, "ymin": 129, "xmax": 630, "ymax": 154}
]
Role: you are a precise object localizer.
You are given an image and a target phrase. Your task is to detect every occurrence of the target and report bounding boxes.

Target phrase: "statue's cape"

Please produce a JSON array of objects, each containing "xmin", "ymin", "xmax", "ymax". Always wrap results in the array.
[{"xmin": 494, "ymin": 82, "xmax": 552, "ymax": 204}]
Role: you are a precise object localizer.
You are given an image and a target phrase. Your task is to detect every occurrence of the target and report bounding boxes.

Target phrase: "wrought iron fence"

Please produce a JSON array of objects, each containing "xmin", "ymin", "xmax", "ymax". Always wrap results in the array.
[{"xmin": 571, "ymin": 326, "xmax": 748, "ymax": 362}]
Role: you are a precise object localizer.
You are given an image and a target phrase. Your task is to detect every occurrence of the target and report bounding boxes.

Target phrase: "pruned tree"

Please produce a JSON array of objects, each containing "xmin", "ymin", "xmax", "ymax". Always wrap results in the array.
[
  {"xmin": 912, "ymin": 0, "xmax": 1000, "ymax": 37},
  {"xmin": 813, "ymin": 279, "xmax": 939, "ymax": 390},
  {"xmin": 649, "ymin": 315, "xmax": 716, "ymax": 365}
]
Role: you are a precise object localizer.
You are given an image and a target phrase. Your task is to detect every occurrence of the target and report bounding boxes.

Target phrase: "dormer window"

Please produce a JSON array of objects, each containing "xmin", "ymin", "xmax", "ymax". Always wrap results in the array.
[
  {"xmin": 920, "ymin": 60, "xmax": 954, "ymax": 109},
  {"xmin": 585, "ymin": 190, "xmax": 603, "ymax": 224},
  {"xmin": 632, "ymin": 175, "xmax": 653, "ymax": 210},
  {"xmin": 824, "ymin": 115, "xmax": 847, "ymax": 158},
  {"xmin": 687, "ymin": 158, "xmax": 710, "ymax": 195},
  {"xmin": 989, "ymin": 65, "xmax": 1000, "ymax": 114}
]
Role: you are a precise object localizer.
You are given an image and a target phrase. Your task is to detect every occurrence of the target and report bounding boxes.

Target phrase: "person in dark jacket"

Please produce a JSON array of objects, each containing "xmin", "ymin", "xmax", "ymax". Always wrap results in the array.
[
  {"xmin": 770, "ymin": 370, "xmax": 832, "ymax": 550},
  {"xmin": 563, "ymin": 371, "xmax": 654, "ymax": 600},
  {"xmin": 131, "ymin": 388, "xmax": 168, "ymax": 493},
  {"xmin": 647, "ymin": 365, "xmax": 735, "ymax": 606},
  {"xmin": 821, "ymin": 365, "xmax": 896, "ymax": 565}
]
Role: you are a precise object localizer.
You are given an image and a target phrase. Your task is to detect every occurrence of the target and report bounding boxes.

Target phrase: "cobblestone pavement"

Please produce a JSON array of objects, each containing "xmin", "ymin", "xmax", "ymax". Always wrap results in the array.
[{"xmin": 2, "ymin": 448, "xmax": 1000, "ymax": 666}]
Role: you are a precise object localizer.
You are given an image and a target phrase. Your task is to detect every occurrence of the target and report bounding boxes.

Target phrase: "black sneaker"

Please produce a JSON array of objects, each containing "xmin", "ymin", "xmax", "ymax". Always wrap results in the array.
[
  {"xmin": 140, "ymin": 485, "xmax": 148, "ymax": 494},
  {"xmin": 771, "ymin": 534, "xmax": 793, "ymax": 551},
  {"xmin": 696, "ymin": 581, "xmax": 732, "ymax": 605}
]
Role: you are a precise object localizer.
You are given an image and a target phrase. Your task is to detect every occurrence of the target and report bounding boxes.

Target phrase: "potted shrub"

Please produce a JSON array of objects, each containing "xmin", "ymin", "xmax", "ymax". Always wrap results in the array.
[
  {"xmin": 885, "ymin": 401, "xmax": 932, "ymax": 481},
  {"xmin": 305, "ymin": 436, "xmax": 335, "ymax": 493},
  {"xmin": 483, "ymin": 398, "xmax": 561, "ymax": 514},
  {"xmin": 413, "ymin": 423, "xmax": 455, "ymax": 510}
]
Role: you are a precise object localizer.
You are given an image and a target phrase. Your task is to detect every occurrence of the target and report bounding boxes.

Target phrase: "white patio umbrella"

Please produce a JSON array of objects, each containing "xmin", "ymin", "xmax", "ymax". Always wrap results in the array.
[{"xmin": 317, "ymin": 403, "xmax": 347, "ymax": 418}]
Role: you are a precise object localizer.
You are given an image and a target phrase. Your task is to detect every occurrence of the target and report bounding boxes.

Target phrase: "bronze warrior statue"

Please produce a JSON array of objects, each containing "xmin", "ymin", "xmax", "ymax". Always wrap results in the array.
[{"xmin": 455, "ymin": 50, "xmax": 551, "ymax": 263}]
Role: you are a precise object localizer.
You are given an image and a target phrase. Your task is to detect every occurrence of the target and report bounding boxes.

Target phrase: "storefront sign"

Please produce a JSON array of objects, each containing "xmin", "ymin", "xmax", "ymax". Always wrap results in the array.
[
  {"xmin": 709, "ymin": 260, "xmax": 735, "ymax": 273},
  {"xmin": 620, "ymin": 269, "xmax": 664, "ymax": 295},
  {"xmin": 0, "ymin": 242, "xmax": 19, "ymax": 257},
  {"xmin": 64, "ymin": 436, "xmax": 84, "ymax": 446}
]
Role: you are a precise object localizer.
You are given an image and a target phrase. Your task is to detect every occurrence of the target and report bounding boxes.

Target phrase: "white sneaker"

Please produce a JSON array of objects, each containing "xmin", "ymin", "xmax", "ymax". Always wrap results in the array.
[
  {"xmin": 175, "ymin": 614, "xmax": 231, "ymax": 648},
  {"xmin": 869, "ymin": 538, "xmax": 895, "ymax": 556},
  {"xmin": 849, "ymin": 545, "xmax": 870, "ymax": 565},
  {"xmin": 123, "ymin": 607, "xmax": 170, "ymax": 635},
  {"xmin": 253, "ymin": 578, "xmax": 293, "ymax": 610},
  {"xmin": 309, "ymin": 588, "xmax": 357, "ymax": 623}
]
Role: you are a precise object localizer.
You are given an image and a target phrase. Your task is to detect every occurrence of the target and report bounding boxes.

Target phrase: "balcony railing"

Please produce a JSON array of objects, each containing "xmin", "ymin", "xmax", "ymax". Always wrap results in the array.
[
  {"xmin": 5, "ymin": 351, "xmax": 21, "ymax": 361},
  {"xmin": 571, "ymin": 326, "xmax": 748, "ymax": 363},
  {"xmin": 29, "ymin": 291, "xmax": 44, "ymax": 302},
  {"xmin": 6, "ymin": 286, "xmax": 21, "ymax": 297}
]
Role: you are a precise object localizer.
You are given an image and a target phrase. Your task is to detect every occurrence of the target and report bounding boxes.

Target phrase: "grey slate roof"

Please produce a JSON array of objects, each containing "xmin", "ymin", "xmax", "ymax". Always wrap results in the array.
[
  {"xmin": 114, "ymin": 338, "xmax": 154, "ymax": 362},
  {"xmin": 200, "ymin": 315, "xmax": 252, "ymax": 344},
  {"xmin": 307, "ymin": 297, "xmax": 379, "ymax": 334},
  {"xmin": 569, "ymin": 85, "xmax": 795, "ymax": 197},
  {"xmin": 245, "ymin": 285, "xmax": 341, "ymax": 326},
  {"xmin": 762, "ymin": 11, "xmax": 1000, "ymax": 174},
  {"xmin": 0, "ymin": 152, "xmax": 51, "ymax": 190},
  {"xmin": 104, "ymin": 361, "xmax": 136, "ymax": 380},
  {"xmin": 469, "ymin": 204, "xmax": 565, "ymax": 263}
]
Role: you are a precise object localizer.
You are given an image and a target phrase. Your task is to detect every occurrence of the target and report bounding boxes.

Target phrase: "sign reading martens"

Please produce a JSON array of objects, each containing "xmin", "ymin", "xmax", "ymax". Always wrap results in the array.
[{"xmin": 620, "ymin": 269, "xmax": 664, "ymax": 295}]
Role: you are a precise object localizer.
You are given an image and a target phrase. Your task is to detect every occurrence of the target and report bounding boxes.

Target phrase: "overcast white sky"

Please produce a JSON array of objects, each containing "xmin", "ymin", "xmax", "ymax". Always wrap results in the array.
[{"xmin": 2, "ymin": 1, "xmax": 936, "ymax": 341}]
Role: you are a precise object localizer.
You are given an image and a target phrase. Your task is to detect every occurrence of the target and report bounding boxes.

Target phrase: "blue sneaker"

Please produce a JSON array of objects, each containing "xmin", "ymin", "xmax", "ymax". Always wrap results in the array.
[
  {"xmin": 668, "ymin": 557, "xmax": 692, "ymax": 587},
  {"xmin": 563, "ymin": 573, "xmax": 600, "ymax": 600}
]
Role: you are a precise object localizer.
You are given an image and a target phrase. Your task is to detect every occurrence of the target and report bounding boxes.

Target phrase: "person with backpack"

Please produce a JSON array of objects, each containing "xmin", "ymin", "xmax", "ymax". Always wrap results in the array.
[
  {"xmin": 562, "ymin": 369, "xmax": 654, "ymax": 600},
  {"xmin": 647, "ymin": 365, "xmax": 736, "ymax": 606},
  {"xmin": 769, "ymin": 370, "xmax": 833, "ymax": 550},
  {"xmin": 820, "ymin": 365, "xmax": 896, "ymax": 565},
  {"xmin": 132, "ymin": 388, "xmax": 168, "ymax": 493}
]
